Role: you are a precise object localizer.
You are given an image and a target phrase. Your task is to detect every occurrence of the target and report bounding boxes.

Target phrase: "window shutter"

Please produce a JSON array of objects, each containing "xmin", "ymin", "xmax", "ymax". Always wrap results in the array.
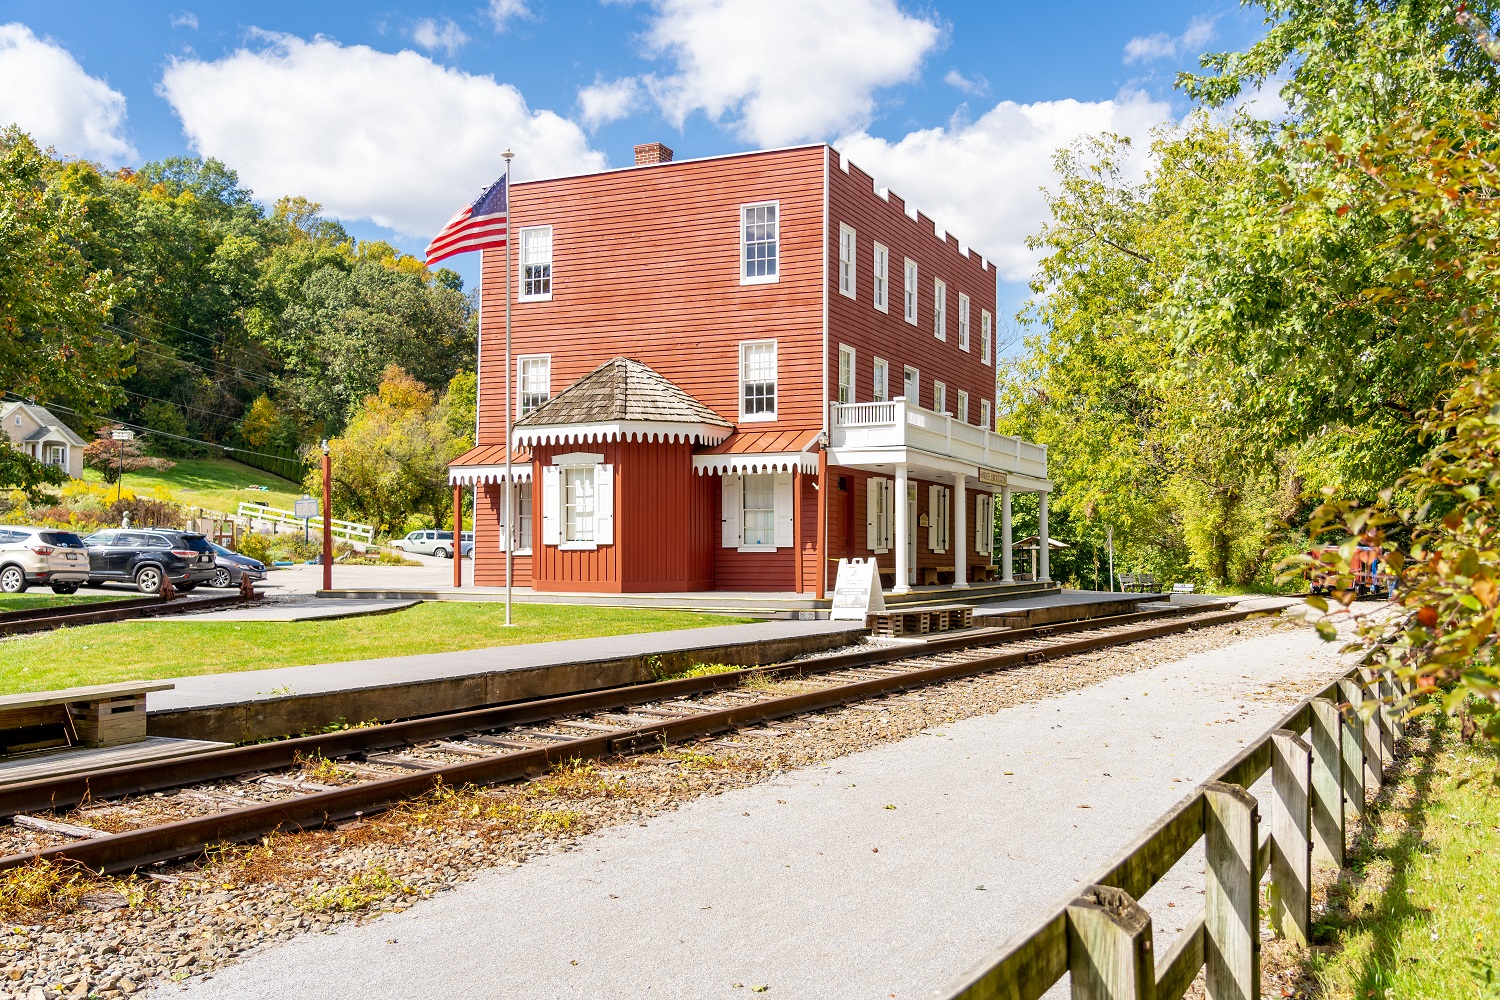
[
  {"xmin": 594, "ymin": 464, "xmax": 615, "ymax": 545},
  {"xmin": 773, "ymin": 472, "xmax": 794, "ymax": 548},
  {"xmin": 883, "ymin": 481, "xmax": 896, "ymax": 551},
  {"xmin": 721, "ymin": 474, "xmax": 742, "ymax": 548},
  {"xmin": 941, "ymin": 488, "xmax": 952, "ymax": 553},
  {"xmin": 541, "ymin": 466, "xmax": 561, "ymax": 546},
  {"xmin": 866, "ymin": 478, "xmax": 878, "ymax": 551},
  {"xmin": 928, "ymin": 484, "xmax": 941, "ymax": 552},
  {"xmin": 976, "ymin": 495, "xmax": 992, "ymax": 554}
]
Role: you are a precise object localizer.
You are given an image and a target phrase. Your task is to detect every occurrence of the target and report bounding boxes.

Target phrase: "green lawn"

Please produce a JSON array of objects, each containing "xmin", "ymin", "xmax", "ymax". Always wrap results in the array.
[
  {"xmin": 0, "ymin": 602, "xmax": 752, "ymax": 694},
  {"xmin": 0, "ymin": 592, "xmax": 133, "ymax": 613},
  {"xmin": 1305, "ymin": 712, "xmax": 1500, "ymax": 999},
  {"xmin": 81, "ymin": 456, "xmax": 303, "ymax": 515}
]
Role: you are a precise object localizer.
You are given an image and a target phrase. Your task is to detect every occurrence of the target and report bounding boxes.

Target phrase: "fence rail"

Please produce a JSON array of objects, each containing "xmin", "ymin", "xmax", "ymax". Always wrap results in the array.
[
  {"xmin": 236, "ymin": 502, "xmax": 374, "ymax": 543},
  {"xmin": 937, "ymin": 659, "xmax": 1406, "ymax": 1000}
]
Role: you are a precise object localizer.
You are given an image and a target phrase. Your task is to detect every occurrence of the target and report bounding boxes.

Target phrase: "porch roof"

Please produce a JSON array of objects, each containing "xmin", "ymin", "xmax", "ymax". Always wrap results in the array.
[
  {"xmin": 692, "ymin": 427, "xmax": 820, "ymax": 475},
  {"xmin": 447, "ymin": 444, "xmax": 533, "ymax": 484}
]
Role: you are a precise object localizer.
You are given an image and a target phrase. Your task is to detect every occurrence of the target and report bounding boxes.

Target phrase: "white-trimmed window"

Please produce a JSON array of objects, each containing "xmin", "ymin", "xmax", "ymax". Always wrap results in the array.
[
  {"xmin": 904, "ymin": 365, "xmax": 919, "ymax": 404},
  {"xmin": 903, "ymin": 259, "xmax": 918, "ymax": 324},
  {"xmin": 499, "ymin": 481, "xmax": 534, "ymax": 554},
  {"xmin": 933, "ymin": 380, "xmax": 947, "ymax": 415},
  {"xmin": 740, "ymin": 340, "xmax": 778, "ymax": 420},
  {"xmin": 838, "ymin": 344, "xmax": 855, "ymax": 404},
  {"xmin": 838, "ymin": 224, "xmax": 856, "ymax": 298},
  {"xmin": 958, "ymin": 293, "xmax": 971, "ymax": 351},
  {"xmin": 866, "ymin": 477, "xmax": 895, "ymax": 553},
  {"xmin": 872, "ymin": 243, "xmax": 889, "ymax": 312},
  {"xmin": 741, "ymin": 202, "xmax": 779, "ymax": 283},
  {"xmin": 934, "ymin": 279, "xmax": 947, "ymax": 341},
  {"xmin": 872, "ymin": 357, "xmax": 889, "ymax": 402},
  {"xmin": 956, "ymin": 389, "xmax": 969, "ymax": 424},
  {"xmin": 517, "ymin": 355, "xmax": 551, "ymax": 417},
  {"xmin": 981, "ymin": 309, "xmax": 993, "ymax": 365},
  {"xmin": 541, "ymin": 455, "xmax": 614, "ymax": 550},
  {"xmin": 721, "ymin": 472, "xmax": 795, "ymax": 551},
  {"xmin": 980, "ymin": 399, "xmax": 992, "ymax": 430},
  {"xmin": 46, "ymin": 445, "xmax": 65, "ymax": 467},
  {"xmin": 975, "ymin": 493, "xmax": 994, "ymax": 556},
  {"xmin": 519, "ymin": 226, "xmax": 552, "ymax": 301},
  {"xmin": 927, "ymin": 485, "xmax": 951, "ymax": 553}
]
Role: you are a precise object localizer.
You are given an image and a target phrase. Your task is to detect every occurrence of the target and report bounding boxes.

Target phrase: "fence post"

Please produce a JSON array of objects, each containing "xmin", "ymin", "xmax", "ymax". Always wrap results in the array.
[
  {"xmin": 1203, "ymin": 781, "xmax": 1259, "ymax": 1000},
  {"xmin": 1308, "ymin": 698, "xmax": 1345, "ymax": 868},
  {"xmin": 1376, "ymin": 672, "xmax": 1395, "ymax": 764},
  {"xmin": 1341, "ymin": 677, "xmax": 1380, "ymax": 799},
  {"xmin": 1337, "ymin": 679, "xmax": 1367, "ymax": 820},
  {"xmin": 1267, "ymin": 731, "xmax": 1312, "ymax": 947},
  {"xmin": 1066, "ymin": 885, "xmax": 1155, "ymax": 1000}
]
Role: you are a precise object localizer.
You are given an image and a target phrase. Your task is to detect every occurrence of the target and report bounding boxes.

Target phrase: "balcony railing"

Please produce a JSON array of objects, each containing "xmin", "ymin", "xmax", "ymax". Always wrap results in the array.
[{"xmin": 830, "ymin": 397, "xmax": 1048, "ymax": 481}]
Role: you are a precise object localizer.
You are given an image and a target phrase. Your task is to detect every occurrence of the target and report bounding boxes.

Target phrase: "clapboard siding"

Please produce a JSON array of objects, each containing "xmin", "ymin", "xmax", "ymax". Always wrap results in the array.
[
  {"xmin": 825, "ymin": 158, "xmax": 999, "ymax": 423},
  {"xmin": 473, "ymin": 481, "xmax": 532, "ymax": 587},
  {"xmin": 618, "ymin": 440, "xmax": 714, "ymax": 591},
  {"xmin": 475, "ymin": 146, "xmax": 826, "ymax": 448}
]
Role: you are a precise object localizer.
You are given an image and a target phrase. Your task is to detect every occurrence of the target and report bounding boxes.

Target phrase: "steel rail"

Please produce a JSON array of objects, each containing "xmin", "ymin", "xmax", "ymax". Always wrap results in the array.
[
  {"xmin": 0, "ymin": 592, "xmax": 251, "ymax": 636},
  {"xmin": 0, "ymin": 605, "xmax": 1254, "ymax": 875}
]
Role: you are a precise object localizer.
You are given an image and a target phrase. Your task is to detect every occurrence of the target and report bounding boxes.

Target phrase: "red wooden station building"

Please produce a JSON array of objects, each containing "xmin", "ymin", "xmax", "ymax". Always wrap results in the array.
[{"xmin": 447, "ymin": 141, "xmax": 1053, "ymax": 599}]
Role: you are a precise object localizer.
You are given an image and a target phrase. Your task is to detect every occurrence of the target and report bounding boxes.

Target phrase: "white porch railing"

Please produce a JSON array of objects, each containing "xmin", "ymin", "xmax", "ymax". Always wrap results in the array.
[{"xmin": 830, "ymin": 397, "xmax": 1048, "ymax": 481}]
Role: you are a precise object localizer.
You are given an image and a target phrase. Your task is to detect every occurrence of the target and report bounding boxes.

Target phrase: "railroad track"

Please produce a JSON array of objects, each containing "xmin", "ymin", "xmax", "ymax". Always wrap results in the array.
[
  {"xmin": 0, "ymin": 602, "xmax": 1259, "ymax": 875},
  {"xmin": 0, "ymin": 592, "xmax": 253, "ymax": 637}
]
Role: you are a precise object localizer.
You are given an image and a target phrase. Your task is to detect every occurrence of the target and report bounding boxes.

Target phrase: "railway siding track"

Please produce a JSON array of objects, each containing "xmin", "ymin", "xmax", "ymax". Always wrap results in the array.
[
  {"xmin": 0, "ymin": 603, "xmax": 1257, "ymax": 875},
  {"xmin": 0, "ymin": 592, "xmax": 252, "ymax": 637}
]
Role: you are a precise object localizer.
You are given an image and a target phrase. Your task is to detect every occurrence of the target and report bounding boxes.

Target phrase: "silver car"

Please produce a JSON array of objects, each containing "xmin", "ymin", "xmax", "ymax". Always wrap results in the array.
[
  {"xmin": 392, "ymin": 529, "xmax": 458, "ymax": 558},
  {"xmin": 0, "ymin": 526, "xmax": 91, "ymax": 594},
  {"xmin": 208, "ymin": 542, "xmax": 267, "ymax": 588}
]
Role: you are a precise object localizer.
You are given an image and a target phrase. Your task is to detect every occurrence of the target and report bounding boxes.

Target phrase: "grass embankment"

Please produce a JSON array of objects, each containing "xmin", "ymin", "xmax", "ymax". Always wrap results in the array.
[
  {"xmin": 0, "ymin": 602, "xmax": 753, "ymax": 693},
  {"xmin": 81, "ymin": 457, "xmax": 302, "ymax": 514},
  {"xmin": 1301, "ymin": 713, "xmax": 1500, "ymax": 999},
  {"xmin": 0, "ymin": 592, "xmax": 131, "ymax": 613}
]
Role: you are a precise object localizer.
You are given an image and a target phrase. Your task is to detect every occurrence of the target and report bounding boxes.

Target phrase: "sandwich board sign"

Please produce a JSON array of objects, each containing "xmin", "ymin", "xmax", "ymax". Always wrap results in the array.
[{"xmin": 829, "ymin": 557, "xmax": 885, "ymax": 621}]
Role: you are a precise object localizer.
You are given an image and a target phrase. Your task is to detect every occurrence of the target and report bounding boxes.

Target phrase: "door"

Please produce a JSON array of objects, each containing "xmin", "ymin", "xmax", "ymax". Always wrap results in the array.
[
  {"xmin": 904, "ymin": 367, "xmax": 919, "ymax": 405},
  {"xmin": 111, "ymin": 532, "xmax": 148, "ymax": 578},
  {"xmin": 905, "ymin": 484, "xmax": 917, "ymax": 586}
]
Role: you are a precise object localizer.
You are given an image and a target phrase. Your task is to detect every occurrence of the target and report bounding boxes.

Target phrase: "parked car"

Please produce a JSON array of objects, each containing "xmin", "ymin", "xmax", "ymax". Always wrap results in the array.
[
  {"xmin": 392, "ymin": 529, "xmax": 458, "ymax": 558},
  {"xmin": 80, "ymin": 529, "xmax": 218, "ymax": 594},
  {"xmin": 461, "ymin": 530, "xmax": 474, "ymax": 558},
  {"xmin": 208, "ymin": 542, "xmax": 267, "ymax": 589},
  {"xmin": 0, "ymin": 526, "xmax": 91, "ymax": 594}
]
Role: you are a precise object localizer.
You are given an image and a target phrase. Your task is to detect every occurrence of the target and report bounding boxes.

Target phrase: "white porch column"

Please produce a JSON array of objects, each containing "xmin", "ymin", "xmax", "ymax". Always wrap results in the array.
[
  {"xmin": 1038, "ymin": 490, "xmax": 1051, "ymax": 582},
  {"xmin": 953, "ymin": 473, "xmax": 968, "ymax": 588},
  {"xmin": 893, "ymin": 463, "xmax": 910, "ymax": 594},
  {"xmin": 1000, "ymin": 485, "xmax": 1013, "ymax": 583}
]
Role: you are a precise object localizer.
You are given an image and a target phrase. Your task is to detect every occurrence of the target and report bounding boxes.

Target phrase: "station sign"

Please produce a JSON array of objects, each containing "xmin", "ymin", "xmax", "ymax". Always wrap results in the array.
[{"xmin": 977, "ymin": 467, "xmax": 1006, "ymax": 487}]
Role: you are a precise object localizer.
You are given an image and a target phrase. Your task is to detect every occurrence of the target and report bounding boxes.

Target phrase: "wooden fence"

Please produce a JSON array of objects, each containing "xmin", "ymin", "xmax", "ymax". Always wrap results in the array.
[{"xmin": 936, "ymin": 663, "xmax": 1406, "ymax": 1000}]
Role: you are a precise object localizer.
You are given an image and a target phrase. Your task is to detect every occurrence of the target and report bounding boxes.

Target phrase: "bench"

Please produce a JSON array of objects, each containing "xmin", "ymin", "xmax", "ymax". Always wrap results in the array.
[
  {"xmin": 0, "ymin": 682, "xmax": 174, "ymax": 754},
  {"xmin": 866, "ymin": 603, "xmax": 975, "ymax": 638}
]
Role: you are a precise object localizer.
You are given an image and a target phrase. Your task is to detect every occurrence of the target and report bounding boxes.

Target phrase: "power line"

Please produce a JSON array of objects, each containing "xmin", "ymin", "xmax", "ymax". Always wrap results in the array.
[{"xmin": 105, "ymin": 323, "xmax": 280, "ymax": 391}]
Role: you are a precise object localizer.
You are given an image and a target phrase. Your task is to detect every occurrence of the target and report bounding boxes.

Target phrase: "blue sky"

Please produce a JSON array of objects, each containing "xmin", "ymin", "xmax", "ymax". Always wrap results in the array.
[{"xmin": 1, "ymin": 0, "xmax": 1271, "ymax": 338}]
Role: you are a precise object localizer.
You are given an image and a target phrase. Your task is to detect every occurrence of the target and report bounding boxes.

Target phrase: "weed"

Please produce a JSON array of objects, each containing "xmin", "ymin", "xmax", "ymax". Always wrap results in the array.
[
  {"xmin": 670, "ymin": 748, "xmax": 728, "ymax": 770},
  {"xmin": 653, "ymin": 660, "xmax": 743, "ymax": 682},
  {"xmin": 294, "ymin": 752, "xmax": 345, "ymax": 783},
  {"xmin": 300, "ymin": 866, "xmax": 414, "ymax": 913},
  {"xmin": 0, "ymin": 861, "xmax": 94, "ymax": 919}
]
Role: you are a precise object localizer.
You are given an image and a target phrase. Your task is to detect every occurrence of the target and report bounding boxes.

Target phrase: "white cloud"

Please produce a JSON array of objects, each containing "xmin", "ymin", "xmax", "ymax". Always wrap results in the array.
[
  {"xmin": 0, "ymin": 23, "xmax": 135, "ymax": 162},
  {"xmin": 636, "ymin": 0, "xmax": 942, "ymax": 146},
  {"xmin": 159, "ymin": 32, "xmax": 606, "ymax": 237},
  {"xmin": 1123, "ymin": 14, "xmax": 1216, "ymax": 64},
  {"xmin": 412, "ymin": 17, "xmax": 469, "ymax": 56},
  {"xmin": 577, "ymin": 77, "xmax": 643, "ymax": 129},
  {"xmin": 170, "ymin": 12, "xmax": 198, "ymax": 30},
  {"xmin": 944, "ymin": 68, "xmax": 987, "ymax": 96},
  {"xmin": 486, "ymin": 0, "xmax": 532, "ymax": 31},
  {"xmin": 836, "ymin": 92, "xmax": 1172, "ymax": 282}
]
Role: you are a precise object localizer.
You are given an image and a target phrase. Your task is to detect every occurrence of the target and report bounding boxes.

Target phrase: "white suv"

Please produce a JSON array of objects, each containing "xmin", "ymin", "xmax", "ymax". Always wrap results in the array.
[
  {"xmin": 392, "ymin": 529, "xmax": 457, "ymax": 558},
  {"xmin": 0, "ymin": 526, "xmax": 91, "ymax": 594}
]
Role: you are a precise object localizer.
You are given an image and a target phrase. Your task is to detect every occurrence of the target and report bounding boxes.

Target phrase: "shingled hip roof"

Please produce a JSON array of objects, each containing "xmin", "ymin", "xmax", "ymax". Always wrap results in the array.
[{"xmin": 513, "ymin": 358, "xmax": 733, "ymax": 447}]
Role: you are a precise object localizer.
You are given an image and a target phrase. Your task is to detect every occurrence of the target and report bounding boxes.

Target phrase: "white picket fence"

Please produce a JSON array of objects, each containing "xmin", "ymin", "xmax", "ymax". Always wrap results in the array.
[{"xmin": 236, "ymin": 502, "xmax": 374, "ymax": 543}]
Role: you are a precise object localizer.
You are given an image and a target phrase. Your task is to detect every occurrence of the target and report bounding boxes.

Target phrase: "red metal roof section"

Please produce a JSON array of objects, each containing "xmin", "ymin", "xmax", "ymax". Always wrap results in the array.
[
  {"xmin": 700, "ymin": 428, "xmax": 820, "ymax": 455},
  {"xmin": 448, "ymin": 444, "xmax": 531, "ymax": 467}
]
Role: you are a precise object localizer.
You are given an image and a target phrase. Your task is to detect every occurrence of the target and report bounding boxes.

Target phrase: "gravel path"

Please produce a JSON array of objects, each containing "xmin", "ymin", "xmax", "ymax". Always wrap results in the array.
[{"xmin": 61, "ymin": 614, "xmax": 1343, "ymax": 1000}]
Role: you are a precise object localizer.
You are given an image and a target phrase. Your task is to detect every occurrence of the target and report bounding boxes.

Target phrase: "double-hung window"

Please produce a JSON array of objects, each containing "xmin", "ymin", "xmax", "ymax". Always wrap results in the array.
[
  {"xmin": 838, "ymin": 345, "xmax": 855, "ymax": 404},
  {"xmin": 933, "ymin": 279, "xmax": 947, "ymax": 341},
  {"xmin": 872, "ymin": 358, "xmax": 889, "ymax": 402},
  {"xmin": 519, "ymin": 226, "xmax": 552, "ymax": 301},
  {"xmin": 46, "ymin": 445, "xmax": 64, "ymax": 467},
  {"xmin": 741, "ymin": 202, "xmax": 779, "ymax": 283},
  {"xmin": 500, "ymin": 481, "xmax": 535, "ymax": 553},
  {"xmin": 838, "ymin": 224, "xmax": 856, "ymax": 298},
  {"xmin": 872, "ymin": 243, "xmax": 889, "ymax": 312},
  {"xmin": 981, "ymin": 309, "xmax": 993, "ymax": 365},
  {"xmin": 740, "ymin": 340, "xmax": 778, "ymax": 420},
  {"xmin": 517, "ymin": 355, "xmax": 551, "ymax": 417},
  {"xmin": 721, "ymin": 472, "xmax": 794, "ymax": 551},
  {"xmin": 980, "ymin": 399, "xmax": 992, "ymax": 430},
  {"xmin": 564, "ymin": 468, "xmax": 595, "ymax": 544},
  {"xmin": 903, "ymin": 259, "xmax": 918, "ymax": 325},
  {"xmin": 541, "ymin": 455, "xmax": 614, "ymax": 550},
  {"xmin": 958, "ymin": 293, "xmax": 971, "ymax": 351},
  {"xmin": 741, "ymin": 474, "xmax": 776, "ymax": 547},
  {"xmin": 956, "ymin": 389, "xmax": 969, "ymax": 424},
  {"xmin": 933, "ymin": 381, "xmax": 947, "ymax": 415}
]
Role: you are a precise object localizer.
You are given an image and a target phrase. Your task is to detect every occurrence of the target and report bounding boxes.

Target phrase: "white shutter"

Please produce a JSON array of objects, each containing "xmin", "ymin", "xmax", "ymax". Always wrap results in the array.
[
  {"xmin": 721, "ymin": 474, "xmax": 742, "ymax": 549},
  {"xmin": 928, "ymin": 484, "xmax": 941, "ymax": 552},
  {"xmin": 773, "ymin": 472, "xmax": 794, "ymax": 549},
  {"xmin": 594, "ymin": 464, "xmax": 614, "ymax": 545},
  {"xmin": 541, "ymin": 466, "xmax": 561, "ymax": 546},
  {"xmin": 866, "ymin": 478, "xmax": 878, "ymax": 551}
]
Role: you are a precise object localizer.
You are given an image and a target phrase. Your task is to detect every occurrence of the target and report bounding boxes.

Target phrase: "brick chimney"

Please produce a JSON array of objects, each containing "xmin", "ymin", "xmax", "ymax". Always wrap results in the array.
[{"xmin": 634, "ymin": 142, "xmax": 674, "ymax": 165}]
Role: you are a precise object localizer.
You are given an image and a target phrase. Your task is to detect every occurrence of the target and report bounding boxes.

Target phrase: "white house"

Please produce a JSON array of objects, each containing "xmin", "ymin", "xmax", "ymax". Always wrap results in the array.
[{"xmin": 2, "ymin": 400, "xmax": 87, "ymax": 479}]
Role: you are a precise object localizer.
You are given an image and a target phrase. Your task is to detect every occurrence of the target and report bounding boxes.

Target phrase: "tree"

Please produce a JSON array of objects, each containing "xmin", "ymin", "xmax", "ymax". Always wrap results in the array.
[{"xmin": 82, "ymin": 426, "xmax": 174, "ymax": 483}]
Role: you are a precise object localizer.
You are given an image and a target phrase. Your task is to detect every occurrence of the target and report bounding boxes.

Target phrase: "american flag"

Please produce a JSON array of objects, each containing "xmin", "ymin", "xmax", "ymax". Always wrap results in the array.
[{"xmin": 425, "ymin": 174, "xmax": 508, "ymax": 265}]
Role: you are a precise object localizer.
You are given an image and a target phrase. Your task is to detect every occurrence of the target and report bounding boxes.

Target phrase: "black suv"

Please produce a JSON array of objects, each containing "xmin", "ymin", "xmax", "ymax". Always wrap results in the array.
[{"xmin": 80, "ymin": 529, "xmax": 218, "ymax": 594}]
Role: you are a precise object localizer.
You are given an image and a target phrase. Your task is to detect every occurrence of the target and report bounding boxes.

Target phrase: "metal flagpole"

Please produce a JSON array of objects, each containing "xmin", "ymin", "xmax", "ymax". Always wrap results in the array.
[{"xmin": 503, "ymin": 149, "xmax": 515, "ymax": 627}]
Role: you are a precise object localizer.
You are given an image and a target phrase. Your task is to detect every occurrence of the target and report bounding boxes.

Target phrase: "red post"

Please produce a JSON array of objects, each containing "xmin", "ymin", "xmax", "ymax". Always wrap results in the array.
[
  {"xmin": 321, "ymin": 446, "xmax": 333, "ymax": 593},
  {"xmin": 453, "ymin": 480, "xmax": 463, "ymax": 589},
  {"xmin": 792, "ymin": 467, "xmax": 803, "ymax": 594},
  {"xmin": 815, "ymin": 445, "xmax": 828, "ymax": 600}
]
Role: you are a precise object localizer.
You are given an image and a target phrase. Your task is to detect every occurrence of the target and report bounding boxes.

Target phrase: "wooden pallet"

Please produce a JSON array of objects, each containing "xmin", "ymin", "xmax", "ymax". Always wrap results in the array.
[{"xmin": 866, "ymin": 604, "xmax": 975, "ymax": 638}]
